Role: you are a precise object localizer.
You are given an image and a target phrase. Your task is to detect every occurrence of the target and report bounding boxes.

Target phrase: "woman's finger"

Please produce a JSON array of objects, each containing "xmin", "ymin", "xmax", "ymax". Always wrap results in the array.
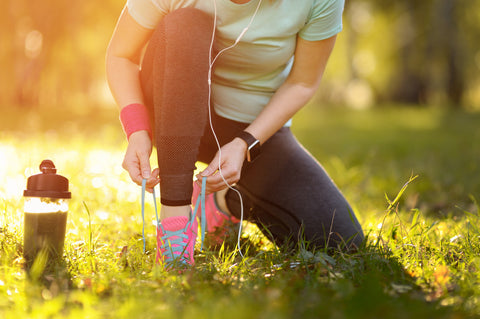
[{"xmin": 123, "ymin": 156, "xmax": 142, "ymax": 185}]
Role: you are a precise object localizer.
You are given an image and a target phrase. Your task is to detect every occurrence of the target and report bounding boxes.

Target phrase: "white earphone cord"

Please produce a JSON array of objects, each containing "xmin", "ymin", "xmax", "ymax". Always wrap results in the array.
[{"xmin": 207, "ymin": 0, "xmax": 263, "ymax": 258}]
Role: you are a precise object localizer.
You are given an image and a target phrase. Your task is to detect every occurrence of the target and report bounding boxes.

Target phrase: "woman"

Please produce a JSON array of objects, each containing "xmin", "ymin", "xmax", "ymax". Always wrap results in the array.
[{"xmin": 106, "ymin": 0, "xmax": 364, "ymax": 267}]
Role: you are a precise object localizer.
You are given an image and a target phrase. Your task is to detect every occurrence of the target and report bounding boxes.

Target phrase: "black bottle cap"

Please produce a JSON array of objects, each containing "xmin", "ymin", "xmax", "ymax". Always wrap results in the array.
[{"xmin": 23, "ymin": 160, "xmax": 71, "ymax": 199}]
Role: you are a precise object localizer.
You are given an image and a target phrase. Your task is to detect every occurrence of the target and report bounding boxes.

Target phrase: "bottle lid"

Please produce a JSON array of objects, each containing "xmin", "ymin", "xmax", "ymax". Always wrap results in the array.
[{"xmin": 23, "ymin": 160, "xmax": 71, "ymax": 199}]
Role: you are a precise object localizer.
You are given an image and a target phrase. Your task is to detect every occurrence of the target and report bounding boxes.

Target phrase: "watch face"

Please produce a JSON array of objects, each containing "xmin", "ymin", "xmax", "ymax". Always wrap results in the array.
[
  {"xmin": 247, "ymin": 140, "xmax": 261, "ymax": 162},
  {"xmin": 237, "ymin": 131, "xmax": 261, "ymax": 162}
]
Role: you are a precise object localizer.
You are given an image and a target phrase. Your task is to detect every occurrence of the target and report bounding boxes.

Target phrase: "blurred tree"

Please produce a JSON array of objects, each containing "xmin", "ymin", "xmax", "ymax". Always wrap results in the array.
[
  {"xmin": 389, "ymin": 1, "xmax": 431, "ymax": 104},
  {"xmin": 426, "ymin": 0, "xmax": 466, "ymax": 107}
]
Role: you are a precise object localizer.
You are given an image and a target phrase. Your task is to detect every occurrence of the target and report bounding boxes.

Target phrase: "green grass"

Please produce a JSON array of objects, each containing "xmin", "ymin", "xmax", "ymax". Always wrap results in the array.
[{"xmin": 1, "ymin": 104, "xmax": 480, "ymax": 318}]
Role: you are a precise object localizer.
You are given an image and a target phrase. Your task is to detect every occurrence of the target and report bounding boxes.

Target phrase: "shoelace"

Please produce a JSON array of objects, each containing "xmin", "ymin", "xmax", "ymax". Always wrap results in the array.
[
  {"xmin": 157, "ymin": 221, "xmax": 193, "ymax": 265},
  {"xmin": 141, "ymin": 177, "xmax": 207, "ymax": 255}
]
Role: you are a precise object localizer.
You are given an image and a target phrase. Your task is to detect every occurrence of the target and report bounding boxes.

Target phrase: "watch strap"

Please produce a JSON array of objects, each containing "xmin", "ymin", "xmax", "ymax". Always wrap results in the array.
[{"xmin": 236, "ymin": 131, "xmax": 257, "ymax": 148}]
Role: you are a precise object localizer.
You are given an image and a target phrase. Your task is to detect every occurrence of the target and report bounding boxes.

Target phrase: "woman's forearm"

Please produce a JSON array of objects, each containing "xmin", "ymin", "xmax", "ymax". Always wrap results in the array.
[
  {"xmin": 106, "ymin": 54, "xmax": 145, "ymax": 108},
  {"xmin": 244, "ymin": 80, "xmax": 317, "ymax": 144},
  {"xmin": 244, "ymin": 35, "xmax": 337, "ymax": 144},
  {"xmin": 105, "ymin": 7, "xmax": 154, "ymax": 109}
]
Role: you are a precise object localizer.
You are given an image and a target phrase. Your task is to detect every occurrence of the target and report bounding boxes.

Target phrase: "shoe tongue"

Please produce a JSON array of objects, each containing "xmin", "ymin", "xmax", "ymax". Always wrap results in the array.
[{"xmin": 162, "ymin": 216, "xmax": 189, "ymax": 231}]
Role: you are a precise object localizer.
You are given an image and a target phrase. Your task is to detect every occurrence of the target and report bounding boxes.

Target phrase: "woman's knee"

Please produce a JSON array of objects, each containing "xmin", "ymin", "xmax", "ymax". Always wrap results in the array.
[{"xmin": 156, "ymin": 8, "xmax": 214, "ymax": 43}]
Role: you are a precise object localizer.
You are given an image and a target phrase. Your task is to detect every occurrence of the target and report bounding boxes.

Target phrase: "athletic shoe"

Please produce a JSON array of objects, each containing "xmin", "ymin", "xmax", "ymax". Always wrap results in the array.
[
  {"xmin": 156, "ymin": 214, "xmax": 198, "ymax": 268},
  {"xmin": 192, "ymin": 181, "xmax": 240, "ymax": 245}
]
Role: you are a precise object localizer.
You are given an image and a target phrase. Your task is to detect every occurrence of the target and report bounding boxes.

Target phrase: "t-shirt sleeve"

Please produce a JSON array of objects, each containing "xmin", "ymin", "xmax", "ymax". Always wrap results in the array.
[
  {"xmin": 299, "ymin": 0, "xmax": 345, "ymax": 41},
  {"xmin": 126, "ymin": 0, "xmax": 166, "ymax": 29}
]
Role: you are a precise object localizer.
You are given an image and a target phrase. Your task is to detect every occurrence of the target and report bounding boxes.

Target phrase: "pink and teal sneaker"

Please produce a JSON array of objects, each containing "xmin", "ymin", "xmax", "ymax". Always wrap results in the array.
[
  {"xmin": 154, "ymin": 177, "xmax": 207, "ymax": 268},
  {"xmin": 156, "ymin": 214, "xmax": 198, "ymax": 268},
  {"xmin": 192, "ymin": 180, "xmax": 240, "ymax": 246}
]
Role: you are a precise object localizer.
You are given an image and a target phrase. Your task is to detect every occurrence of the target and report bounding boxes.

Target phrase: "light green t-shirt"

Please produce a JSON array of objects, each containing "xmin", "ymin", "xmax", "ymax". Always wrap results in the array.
[{"xmin": 127, "ymin": 0, "xmax": 344, "ymax": 125}]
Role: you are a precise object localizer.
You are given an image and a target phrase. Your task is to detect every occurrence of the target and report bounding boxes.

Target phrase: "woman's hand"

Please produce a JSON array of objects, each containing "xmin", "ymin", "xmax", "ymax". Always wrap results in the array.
[
  {"xmin": 197, "ymin": 138, "xmax": 247, "ymax": 194},
  {"xmin": 122, "ymin": 130, "xmax": 160, "ymax": 192}
]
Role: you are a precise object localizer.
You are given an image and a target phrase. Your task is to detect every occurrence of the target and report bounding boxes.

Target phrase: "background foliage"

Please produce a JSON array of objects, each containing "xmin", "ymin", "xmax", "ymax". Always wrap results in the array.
[{"xmin": 1, "ymin": 0, "xmax": 480, "ymax": 111}]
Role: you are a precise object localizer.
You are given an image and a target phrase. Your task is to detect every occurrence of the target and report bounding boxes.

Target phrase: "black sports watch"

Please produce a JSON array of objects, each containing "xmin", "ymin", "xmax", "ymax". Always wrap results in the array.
[{"xmin": 236, "ymin": 131, "xmax": 261, "ymax": 162}]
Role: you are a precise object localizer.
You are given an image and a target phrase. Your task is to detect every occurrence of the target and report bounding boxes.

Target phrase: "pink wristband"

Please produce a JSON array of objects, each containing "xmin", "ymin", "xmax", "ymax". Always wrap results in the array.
[{"xmin": 119, "ymin": 103, "xmax": 153, "ymax": 140}]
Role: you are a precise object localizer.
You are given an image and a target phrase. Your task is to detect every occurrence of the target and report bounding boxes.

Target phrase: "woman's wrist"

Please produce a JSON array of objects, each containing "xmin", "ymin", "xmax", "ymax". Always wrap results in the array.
[
  {"xmin": 128, "ymin": 130, "xmax": 151, "ymax": 141},
  {"xmin": 233, "ymin": 137, "xmax": 249, "ymax": 160},
  {"xmin": 119, "ymin": 103, "xmax": 152, "ymax": 140}
]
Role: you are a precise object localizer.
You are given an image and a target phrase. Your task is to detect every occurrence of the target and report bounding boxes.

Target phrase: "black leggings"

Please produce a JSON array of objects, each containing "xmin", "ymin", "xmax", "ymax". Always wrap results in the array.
[{"xmin": 140, "ymin": 8, "xmax": 364, "ymax": 250}]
